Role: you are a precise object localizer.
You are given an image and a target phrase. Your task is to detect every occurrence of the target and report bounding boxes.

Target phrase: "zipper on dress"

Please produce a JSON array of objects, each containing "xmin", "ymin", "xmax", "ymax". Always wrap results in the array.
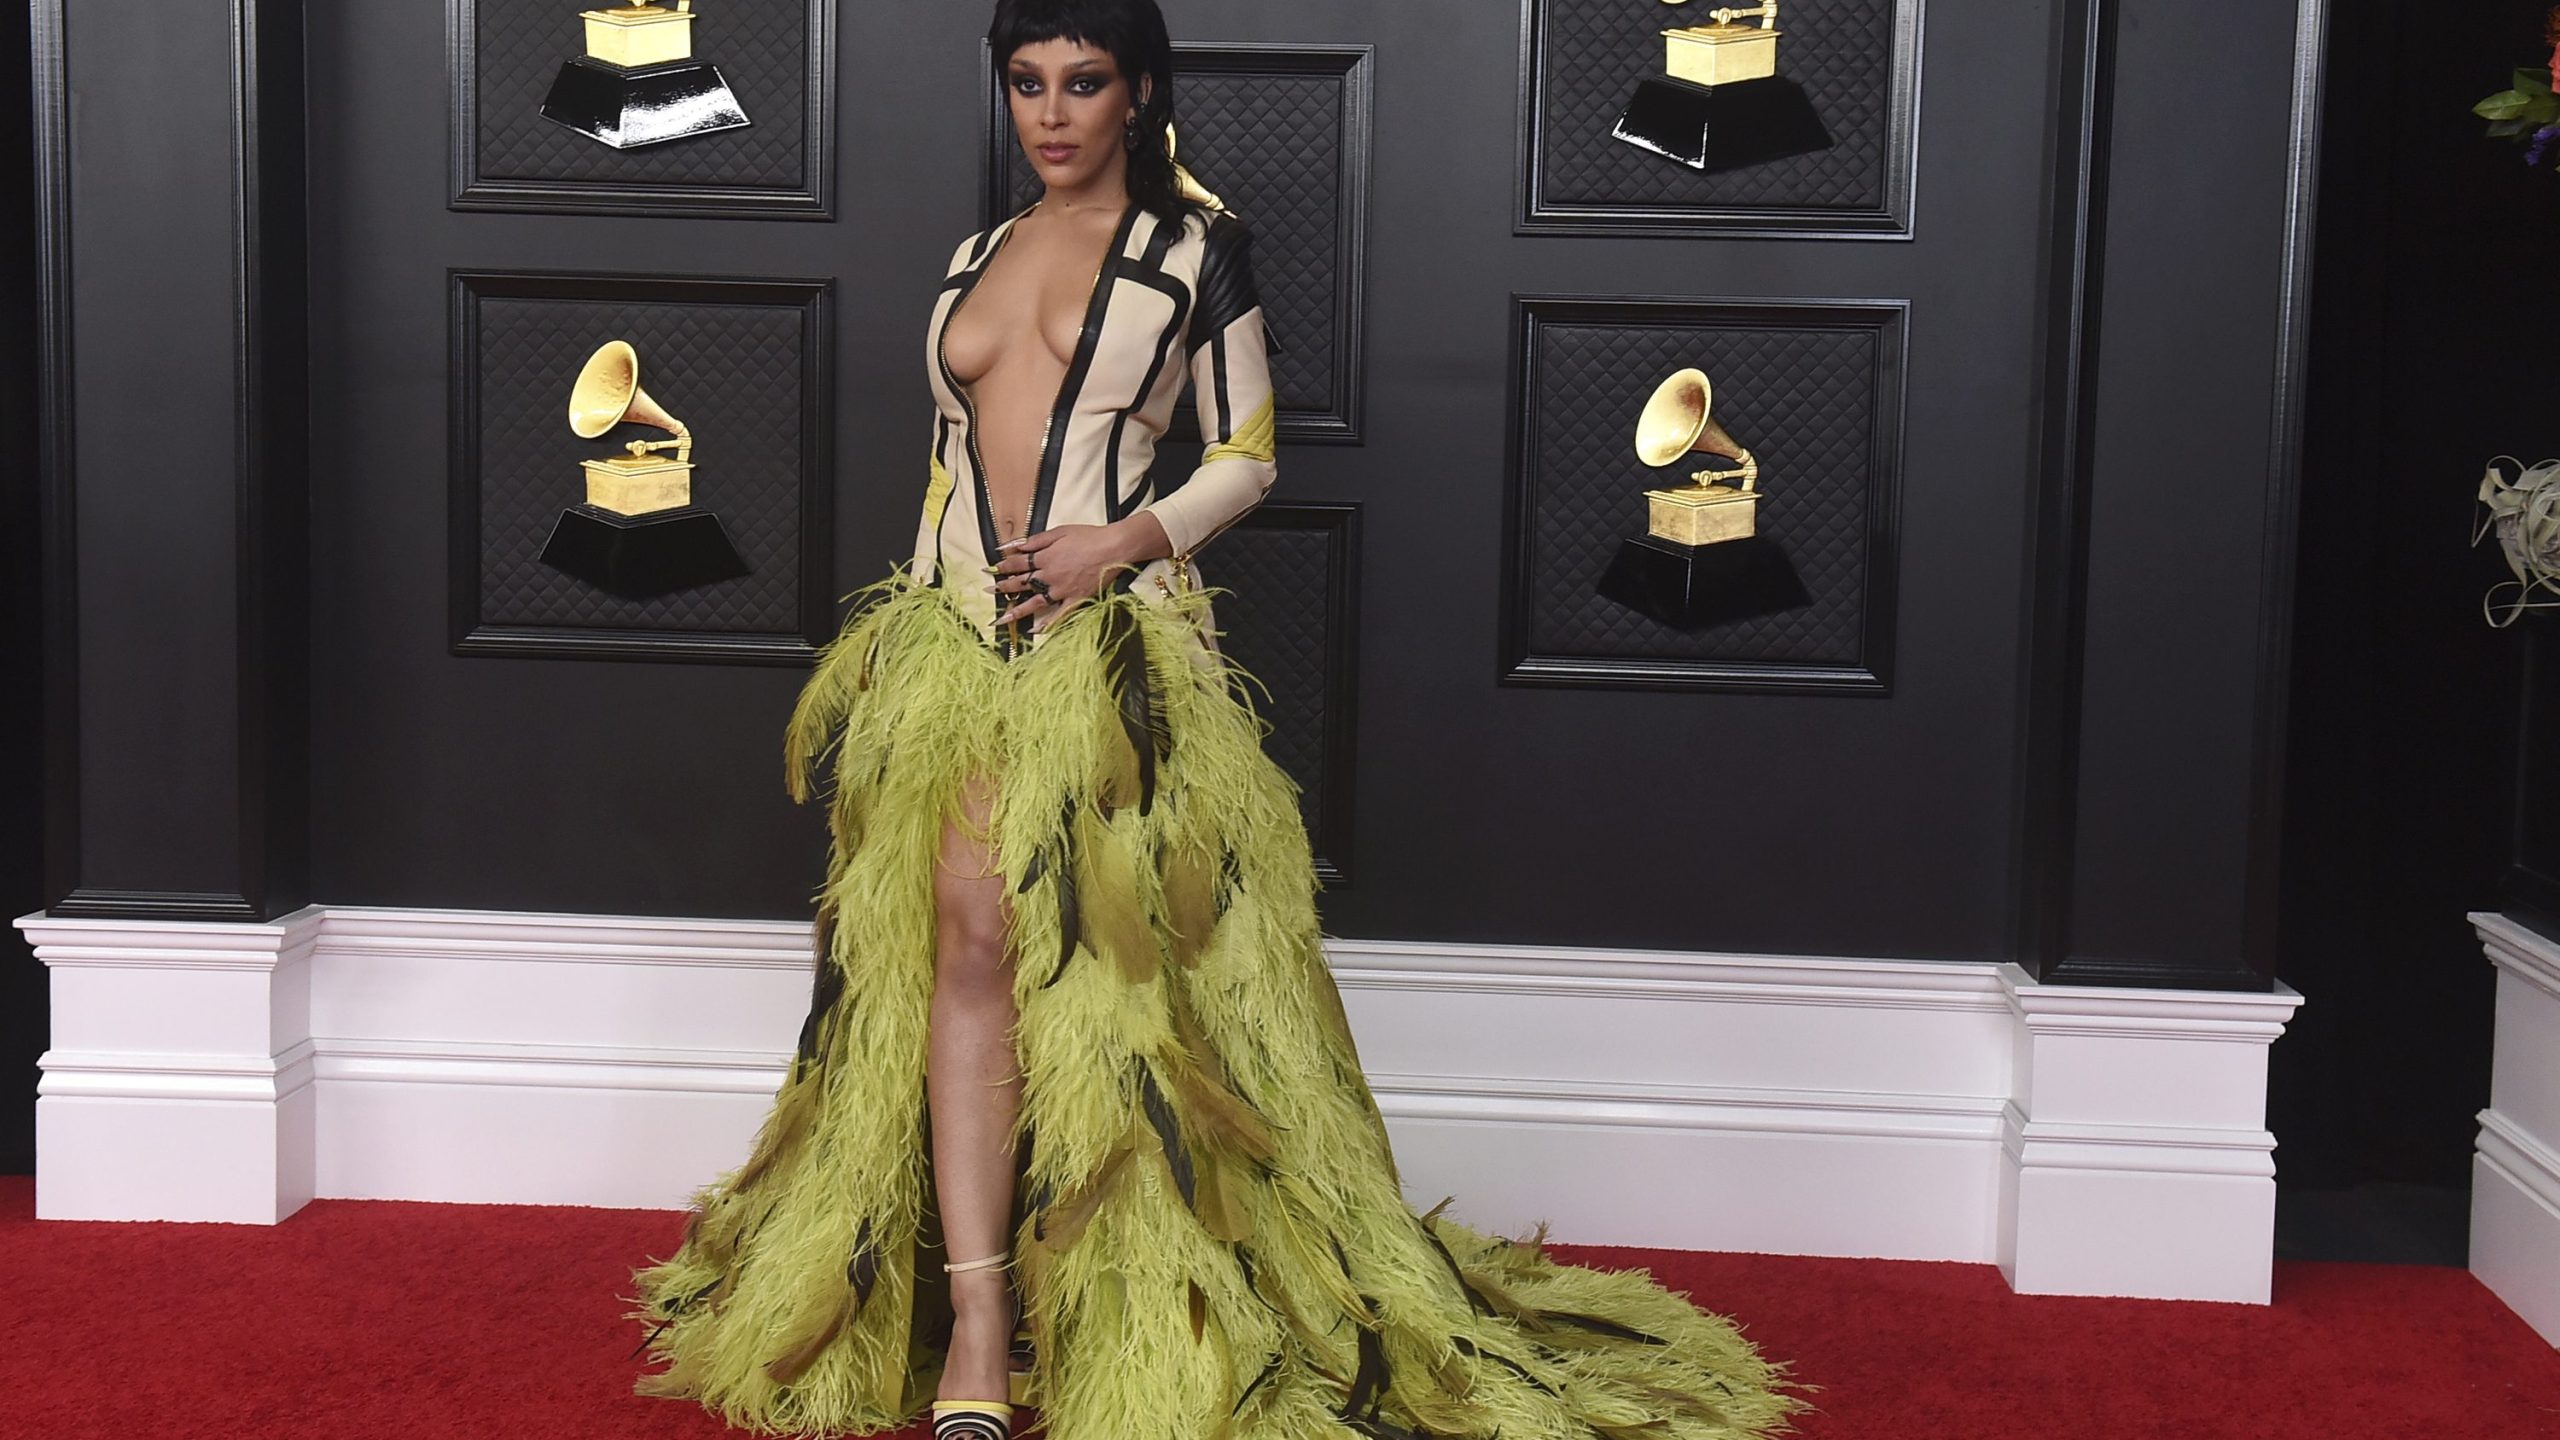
[{"xmin": 940, "ymin": 202, "xmax": 1122, "ymax": 659}]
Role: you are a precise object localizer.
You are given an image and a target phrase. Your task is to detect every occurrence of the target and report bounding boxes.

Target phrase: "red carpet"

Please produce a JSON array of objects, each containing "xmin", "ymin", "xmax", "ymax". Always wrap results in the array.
[{"xmin": 2, "ymin": 1176, "xmax": 2554, "ymax": 1438}]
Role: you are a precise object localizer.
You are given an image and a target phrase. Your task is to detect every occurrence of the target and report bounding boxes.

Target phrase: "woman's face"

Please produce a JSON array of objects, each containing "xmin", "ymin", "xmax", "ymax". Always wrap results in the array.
[{"xmin": 1004, "ymin": 37, "xmax": 1148, "ymax": 190}]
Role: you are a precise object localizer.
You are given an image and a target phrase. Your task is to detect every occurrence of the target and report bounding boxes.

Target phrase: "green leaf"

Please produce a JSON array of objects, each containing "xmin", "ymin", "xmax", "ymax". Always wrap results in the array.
[
  {"xmin": 2489, "ymin": 117, "xmax": 2534, "ymax": 138},
  {"xmin": 2479, "ymin": 89, "xmax": 2535, "ymax": 120},
  {"xmin": 2518, "ymin": 67, "xmax": 2556, "ymax": 96}
]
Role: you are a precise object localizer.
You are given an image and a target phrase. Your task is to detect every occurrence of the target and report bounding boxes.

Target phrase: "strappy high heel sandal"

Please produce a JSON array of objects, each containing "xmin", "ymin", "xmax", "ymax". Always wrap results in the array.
[
  {"xmin": 929, "ymin": 1399, "xmax": 1015, "ymax": 1440},
  {"xmin": 938, "ymin": 1251, "xmax": 1021, "ymax": 1439}
]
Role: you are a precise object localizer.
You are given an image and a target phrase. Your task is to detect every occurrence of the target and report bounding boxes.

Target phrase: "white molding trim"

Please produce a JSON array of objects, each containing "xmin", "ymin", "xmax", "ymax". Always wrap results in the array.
[
  {"xmin": 2468, "ymin": 911, "xmax": 2560, "ymax": 1346},
  {"xmin": 16, "ymin": 904, "xmax": 2304, "ymax": 1300}
]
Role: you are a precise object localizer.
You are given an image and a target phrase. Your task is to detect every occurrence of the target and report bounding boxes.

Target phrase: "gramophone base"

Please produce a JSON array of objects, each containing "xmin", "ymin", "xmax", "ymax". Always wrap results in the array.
[
  {"xmin": 539, "ymin": 54, "xmax": 752, "ymax": 150},
  {"xmin": 538, "ymin": 504, "xmax": 751, "ymax": 599},
  {"xmin": 1611, "ymin": 75, "xmax": 1833, "ymax": 174},
  {"xmin": 1597, "ymin": 533, "xmax": 1811, "ymax": 630}
]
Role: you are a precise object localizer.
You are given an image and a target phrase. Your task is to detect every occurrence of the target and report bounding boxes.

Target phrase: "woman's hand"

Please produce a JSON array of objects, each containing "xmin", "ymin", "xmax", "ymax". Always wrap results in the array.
[{"xmin": 990, "ymin": 515, "xmax": 1170, "ymax": 628}]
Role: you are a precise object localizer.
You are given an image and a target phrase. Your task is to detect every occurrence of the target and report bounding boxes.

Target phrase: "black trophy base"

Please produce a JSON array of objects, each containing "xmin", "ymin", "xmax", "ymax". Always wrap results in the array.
[
  {"xmin": 1597, "ymin": 533, "xmax": 1812, "ymax": 630},
  {"xmin": 539, "ymin": 54, "xmax": 752, "ymax": 149},
  {"xmin": 1611, "ymin": 75, "xmax": 1834, "ymax": 174},
  {"xmin": 538, "ymin": 504, "xmax": 751, "ymax": 599}
]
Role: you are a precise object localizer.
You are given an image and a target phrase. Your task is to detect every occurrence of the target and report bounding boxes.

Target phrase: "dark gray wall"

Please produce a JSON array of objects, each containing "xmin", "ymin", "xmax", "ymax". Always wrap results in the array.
[
  {"xmin": 306, "ymin": 1, "xmax": 2037, "ymax": 956},
  {"xmin": 36, "ymin": 1, "xmax": 2328, "ymax": 993},
  {"xmin": 5, "ymin": 3, "xmax": 45, "ymax": 1173}
]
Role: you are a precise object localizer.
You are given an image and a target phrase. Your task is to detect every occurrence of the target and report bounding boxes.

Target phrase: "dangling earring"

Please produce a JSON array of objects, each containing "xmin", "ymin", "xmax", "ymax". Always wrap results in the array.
[{"xmin": 1124, "ymin": 111, "xmax": 1141, "ymax": 151}]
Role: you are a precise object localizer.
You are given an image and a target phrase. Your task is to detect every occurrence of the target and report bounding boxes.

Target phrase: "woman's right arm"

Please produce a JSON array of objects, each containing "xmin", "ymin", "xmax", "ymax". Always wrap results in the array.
[{"xmin": 909, "ymin": 233, "xmax": 984, "ymax": 584}]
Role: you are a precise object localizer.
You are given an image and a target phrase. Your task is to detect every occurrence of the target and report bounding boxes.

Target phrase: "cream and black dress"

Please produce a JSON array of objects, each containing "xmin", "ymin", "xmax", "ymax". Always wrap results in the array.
[{"xmin": 625, "ymin": 199, "xmax": 1815, "ymax": 1440}]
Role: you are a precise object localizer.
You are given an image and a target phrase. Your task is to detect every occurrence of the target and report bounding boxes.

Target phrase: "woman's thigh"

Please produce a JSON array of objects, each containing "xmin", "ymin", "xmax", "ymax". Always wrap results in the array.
[{"xmin": 932, "ymin": 773, "xmax": 1012, "ymax": 995}]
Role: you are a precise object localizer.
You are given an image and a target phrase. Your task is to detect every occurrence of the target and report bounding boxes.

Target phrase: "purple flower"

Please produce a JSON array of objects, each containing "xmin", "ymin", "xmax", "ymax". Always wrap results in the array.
[{"xmin": 2526, "ymin": 122, "xmax": 2560, "ymax": 165}]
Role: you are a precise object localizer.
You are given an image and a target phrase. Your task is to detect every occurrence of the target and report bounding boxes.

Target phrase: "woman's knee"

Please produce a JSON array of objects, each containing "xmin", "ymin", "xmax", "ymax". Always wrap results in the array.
[{"xmin": 933, "ymin": 778, "xmax": 1012, "ymax": 996}]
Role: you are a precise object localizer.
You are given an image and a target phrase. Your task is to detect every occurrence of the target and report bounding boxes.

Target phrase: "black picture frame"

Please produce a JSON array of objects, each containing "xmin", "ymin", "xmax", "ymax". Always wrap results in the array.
[
  {"xmin": 447, "ymin": 0, "xmax": 836, "ymax": 218},
  {"xmin": 1516, "ymin": 0, "xmax": 1924, "ymax": 239},
  {"xmin": 1499, "ymin": 294, "xmax": 1907, "ymax": 692},
  {"xmin": 448, "ymin": 269, "xmax": 835, "ymax": 663}
]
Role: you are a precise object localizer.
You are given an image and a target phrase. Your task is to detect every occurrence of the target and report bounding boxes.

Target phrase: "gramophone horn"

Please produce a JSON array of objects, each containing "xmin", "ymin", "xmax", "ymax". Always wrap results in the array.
[
  {"xmin": 1635, "ymin": 366, "xmax": 1756, "ymax": 485},
  {"xmin": 568, "ymin": 339, "xmax": 689, "ymax": 449}
]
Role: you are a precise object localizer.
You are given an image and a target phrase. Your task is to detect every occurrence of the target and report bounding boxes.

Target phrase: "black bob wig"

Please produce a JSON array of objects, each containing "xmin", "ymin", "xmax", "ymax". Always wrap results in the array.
[{"xmin": 986, "ymin": 0, "xmax": 1217, "ymax": 228}]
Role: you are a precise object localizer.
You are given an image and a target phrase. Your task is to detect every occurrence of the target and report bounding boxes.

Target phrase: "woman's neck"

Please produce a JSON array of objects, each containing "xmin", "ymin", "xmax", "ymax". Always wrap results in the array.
[{"xmin": 1037, "ymin": 156, "xmax": 1132, "ymax": 215}]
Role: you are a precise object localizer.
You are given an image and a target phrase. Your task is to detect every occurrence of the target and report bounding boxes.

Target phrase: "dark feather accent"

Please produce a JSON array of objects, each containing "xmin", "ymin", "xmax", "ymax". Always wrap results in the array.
[
  {"xmin": 1016, "ymin": 848, "xmax": 1045, "ymax": 895},
  {"xmin": 1489, "ymin": 1350, "xmax": 1553, "ymax": 1393},
  {"xmin": 1341, "ymin": 1294, "xmax": 1389, "ymax": 1423},
  {"xmin": 1219, "ymin": 845, "xmax": 1245, "ymax": 896},
  {"xmin": 762, "ymin": 1216, "xmax": 883, "ymax": 1385},
  {"xmin": 1043, "ymin": 800, "xmax": 1083, "ymax": 988},
  {"xmin": 1138, "ymin": 1062, "xmax": 1196, "ymax": 1208},
  {"xmin": 1414, "ymin": 1207, "xmax": 1494, "ymax": 1317},
  {"xmin": 793, "ymin": 952, "xmax": 847, "ymax": 1069},
  {"xmin": 1233, "ymin": 1350, "xmax": 1284, "ymax": 1414},
  {"xmin": 1450, "ymin": 1335, "xmax": 1555, "ymax": 1395},
  {"xmin": 628, "ymin": 1316, "xmax": 673, "ymax": 1359},
  {"xmin": 856, "ymin": 631, "xmax": 880, "ymax": 690},
  {"xmin": 1541, "ymin": 1310, "xmax": 1669, "ymax": 1345},
  {"xmin": 1101, "ymin": 603, "xmax": 1166, "ymax": 816},
  {"xmin": 1189, "ymin": 1277, "xmax": 1209, "ymax": 1342},
  {"xmin": 848, "ymin": 1217, "xmax": 882, "ymax": 1310},
  {"xmin": 653, "ymin": 1271, "xmax": 723, "ymax": 1328},
  {"xmin": 1232, "ymin": 1244, "xmax": 1281, "ymax": 1319},
  {"xmin": 1034, "ymin": 1137, "xmax": 1133, "ymax": 1251}
]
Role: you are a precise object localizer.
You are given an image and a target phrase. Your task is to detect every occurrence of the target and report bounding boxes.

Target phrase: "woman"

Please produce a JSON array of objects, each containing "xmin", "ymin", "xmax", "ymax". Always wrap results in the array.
[{"xmin": 626, "ymin": 3, "xmax": 1815, "ymax": 1438}]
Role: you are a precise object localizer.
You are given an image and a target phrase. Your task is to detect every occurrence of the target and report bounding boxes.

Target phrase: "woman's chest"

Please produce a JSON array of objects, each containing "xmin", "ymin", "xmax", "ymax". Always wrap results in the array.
[{"xmin": 941, "ymin": 281, "xmax": 1082, "ymax": 387}]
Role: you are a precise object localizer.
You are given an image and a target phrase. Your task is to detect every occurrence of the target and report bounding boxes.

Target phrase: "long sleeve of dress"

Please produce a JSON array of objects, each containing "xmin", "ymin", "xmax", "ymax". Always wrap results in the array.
[
  {"xmin": 1137, "ymin": 216, "xmax": 1279, "ymax": 559},
  {"xmin": 909, "ymin": 233, "xmax": 980, "ymax": 585}
]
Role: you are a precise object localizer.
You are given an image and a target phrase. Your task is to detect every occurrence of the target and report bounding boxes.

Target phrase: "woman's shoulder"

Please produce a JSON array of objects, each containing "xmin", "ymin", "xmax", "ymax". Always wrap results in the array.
[
  {"xmin": 1175, "ymin": 204, "xmax": 1251, "ymax": 249},
  {"xmin": 942, "ymin": 203, "xmax": 1035, "ymax": 278}
]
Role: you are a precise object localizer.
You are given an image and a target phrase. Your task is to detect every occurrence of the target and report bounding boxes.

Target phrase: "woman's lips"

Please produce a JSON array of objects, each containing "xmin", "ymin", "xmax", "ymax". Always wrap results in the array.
[{"xmin": 1037, "ymin": 144, "xmax": 1078, "ymax": 163}]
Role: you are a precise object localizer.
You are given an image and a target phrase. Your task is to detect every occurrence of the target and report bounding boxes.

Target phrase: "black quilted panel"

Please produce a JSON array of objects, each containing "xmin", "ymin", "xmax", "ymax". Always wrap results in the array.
[
  {"xmin": 1520, "ymin": 316, "xmax": 1883, "ymax": 666},
  {"xmin": 1528, "ymin": 0, "xmax": 1901, "ymax": 215},
  {"xmin": 1196, "ymin": 517, "xmax": 1349, "ymax": 875},
  {"xmin": 466, "ymin": 0, "xmax": 813, "ymax": 189},
  {"xmin": 999, "ymin": 55, "xmax": 1356, "ymax": 425},
  {"xmin": 466, "ymin": 292, "xmax": 809, "ymax": 633}
]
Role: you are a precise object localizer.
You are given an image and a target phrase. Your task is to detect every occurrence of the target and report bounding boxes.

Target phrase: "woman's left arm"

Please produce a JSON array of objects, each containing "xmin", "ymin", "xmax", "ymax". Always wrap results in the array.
[
  {"xmin": 995, "ymin": 215, "xmax": 1278, "ymax": 623},
  {"xmin": 1130, "ymin": 215, "xmax": 1280, "ymax": 565}
]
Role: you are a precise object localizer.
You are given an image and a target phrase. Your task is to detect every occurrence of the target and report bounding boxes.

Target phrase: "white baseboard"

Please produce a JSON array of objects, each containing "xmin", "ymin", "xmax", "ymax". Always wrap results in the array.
[
  {"xmin": 16, "ymin": 904, "xmax": 2304, "ymax": 1301},
  {"xmin": 2469, "ymin": 912, "xmax": 2560, "ymax": 1346}
]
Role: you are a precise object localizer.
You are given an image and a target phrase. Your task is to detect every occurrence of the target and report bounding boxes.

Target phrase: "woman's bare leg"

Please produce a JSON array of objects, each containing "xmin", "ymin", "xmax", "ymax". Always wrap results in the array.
[{"xmin": 930, "ymin": 773, "xmax": 1023, "ymax": 1404}]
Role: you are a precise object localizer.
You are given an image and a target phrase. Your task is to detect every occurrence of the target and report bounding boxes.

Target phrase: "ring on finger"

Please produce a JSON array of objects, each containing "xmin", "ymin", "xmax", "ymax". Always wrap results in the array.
[{"xmin": 1028, "ymin": 576, "xmax": 1053, "ymax": 600}]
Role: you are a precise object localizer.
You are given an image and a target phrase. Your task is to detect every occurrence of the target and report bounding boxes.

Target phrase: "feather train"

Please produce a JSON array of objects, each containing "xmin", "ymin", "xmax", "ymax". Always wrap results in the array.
[{"xmin": 624, "ymin": 569, "xmax": 1816, "ymax": 1439}]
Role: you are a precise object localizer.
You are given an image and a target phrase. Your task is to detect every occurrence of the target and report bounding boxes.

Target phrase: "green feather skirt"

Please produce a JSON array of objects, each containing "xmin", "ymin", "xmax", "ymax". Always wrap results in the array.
[{"xmin": 624, "ymin": 571, "xmax": 1817, "ymax": 1439}]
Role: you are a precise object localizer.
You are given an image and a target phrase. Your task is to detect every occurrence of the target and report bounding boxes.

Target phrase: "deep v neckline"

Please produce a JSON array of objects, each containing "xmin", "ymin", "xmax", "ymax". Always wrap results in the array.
[
  {"xmin": 953, "ymin": 199, "xmax": 1126, "ymax": 397},
  {"xmin": 938, "ymin": 198, "xmax": 1141, "ymax": 610}
]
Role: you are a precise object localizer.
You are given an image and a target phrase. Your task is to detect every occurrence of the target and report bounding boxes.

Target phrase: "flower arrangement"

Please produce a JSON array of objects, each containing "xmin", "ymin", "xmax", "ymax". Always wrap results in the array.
[
  {"xmin": 2475, "ymin": 459, "xmax": 2560, "ymax": 625},
  {"xmin": 2473, "ymin": 9, "xmax": 2560, "ymax": 163}
]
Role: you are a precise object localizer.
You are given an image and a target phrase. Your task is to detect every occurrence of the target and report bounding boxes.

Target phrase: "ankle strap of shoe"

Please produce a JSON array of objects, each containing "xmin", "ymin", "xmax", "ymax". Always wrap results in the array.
[{"xmin": 942, "ymin": 1251, "xmax": 1013, "ymax": 1274}]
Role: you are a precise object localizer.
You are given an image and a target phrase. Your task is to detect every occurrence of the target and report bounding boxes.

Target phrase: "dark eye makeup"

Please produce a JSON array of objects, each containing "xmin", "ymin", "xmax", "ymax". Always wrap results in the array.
[{"xmin": 1009, "ymin": 72, "xmax": 1108, "ymax": 96}]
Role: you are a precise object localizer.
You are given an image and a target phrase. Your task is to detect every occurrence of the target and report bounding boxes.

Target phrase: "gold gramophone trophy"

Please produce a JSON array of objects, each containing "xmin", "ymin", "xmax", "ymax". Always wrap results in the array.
[
  {"xmin": 539, "ymin": 2, "xmax": 752, "ymax": 150},
  {"xmin": 1637, "ymin": 367, "xmax": 1761, "ymax": 545},
  {"xmin": 536, "ymin": 340, "xmax": 749, "ymax": 598},
  {"xmin": 1596, "ymin": 368, "xmax": 1810, "ymax": 628},
  {"xmin": 1612, "ymin": 0, "xmax": 1833, "ymax": 173}
]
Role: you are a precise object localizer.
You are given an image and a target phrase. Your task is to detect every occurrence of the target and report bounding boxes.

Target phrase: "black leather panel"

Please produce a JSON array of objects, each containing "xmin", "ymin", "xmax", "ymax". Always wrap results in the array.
[{"xmin": 1189, "ymin": 214, "xmax": 1282, "ymax": 357}]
